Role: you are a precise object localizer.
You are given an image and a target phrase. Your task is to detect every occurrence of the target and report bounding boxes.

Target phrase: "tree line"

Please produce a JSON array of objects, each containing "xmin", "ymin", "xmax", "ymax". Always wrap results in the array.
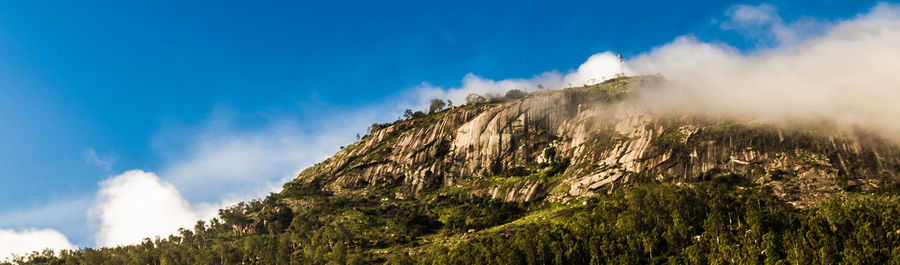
[{"xmin": 5, "ymin": 178, "xmax": 900, "ymax": 265}]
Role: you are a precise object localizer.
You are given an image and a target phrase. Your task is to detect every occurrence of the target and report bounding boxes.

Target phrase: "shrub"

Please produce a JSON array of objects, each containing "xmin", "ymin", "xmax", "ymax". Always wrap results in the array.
[
  {"xmin": 465, "ymin": 94, "xmax": 486, "ymax": 105},
  {"xmin": 504, "ymin": 89, "xmax": 527, "ymax": 100}
]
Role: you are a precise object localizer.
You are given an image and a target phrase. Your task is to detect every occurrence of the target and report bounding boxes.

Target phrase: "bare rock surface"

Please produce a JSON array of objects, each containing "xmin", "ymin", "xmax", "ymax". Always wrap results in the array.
[{"xmin": 294, "ymin": 77, "xmax": 900, "ymax": 207}]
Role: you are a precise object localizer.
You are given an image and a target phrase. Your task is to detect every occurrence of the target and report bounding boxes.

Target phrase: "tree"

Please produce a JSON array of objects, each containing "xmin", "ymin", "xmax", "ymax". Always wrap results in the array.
[
  {"xmin": 429, "ymin": 99, "xmax": 446, "ymax": 114},
  {"xmin": 403, "ymin": 109, "xmax": 413, "ymax": 120},
  {"xmin": 218, "ymin": 203, "xmax": 251, "ymax": 234},
  {"xmin": 484, "ymin": 93, "xmax": 500, "ymax": 103},
  {"xmin": 368, "ymin": 122, "xmax": 390, "ymax": 134},
  {"xmin": 447, "ymin": 100, "xmax": 453, "ymax": 108},
  {"xmin": 412, "ymin": 111, "xmax": 426, "ymax": 118},
  {"xmin": 465, "ymin": 94, "xmax": 486, "ymax": 105},
  {"xmin": 504, "ymin": 89, "xmax": 527, "ymax": 100}
]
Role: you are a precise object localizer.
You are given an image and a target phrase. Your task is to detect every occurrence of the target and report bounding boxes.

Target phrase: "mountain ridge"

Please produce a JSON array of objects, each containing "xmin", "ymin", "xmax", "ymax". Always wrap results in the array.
[{"xmin": 293, "ymin": 76, "xmax": 900, "ymax": 208}]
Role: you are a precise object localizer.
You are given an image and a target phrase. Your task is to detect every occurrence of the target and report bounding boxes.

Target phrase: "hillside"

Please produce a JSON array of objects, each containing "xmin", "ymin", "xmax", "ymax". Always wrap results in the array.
[{"xmin": 9, "ymin": 76, "xmax": 900, "ymax": 264}]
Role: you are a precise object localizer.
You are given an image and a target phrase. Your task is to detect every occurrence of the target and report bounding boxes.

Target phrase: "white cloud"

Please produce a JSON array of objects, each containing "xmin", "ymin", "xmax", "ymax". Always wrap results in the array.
[
  {"xmin": 157, "ymin": 107, "xmax": 380, "ymax": 203},
  {"xmin": 720, "ymin": 3, "xmax": 830, "ymax": 47},
  {"xmin": 0, "ymin": 228, "xmax": 74, "ymax": 262},
  {"xmin": 0, "ymin": 198, "xmax": 90, "ymax": 229},
  {"xmin": 83, "ymin": 148, "xmax": 113, "ymax": 171},
  {"xmin": 75, "ymin": 102, "xmax": 390, "ymax": 248},
  {"xmin": 91, "ymin": 170, "xmax": 219, "ymax": 247},
  {"xmin": 412, "ymin": 52, "xmax": 628, "ymax": 109},
  {"xmin": 628, "ymin": 3, "xmax": 900, "ymax": 141},
  {"xmin": 80, "ymin": 104, "xmax": 389, "ymax": 247},
  {"xmin": 724, "ymin": 3, "xmax": 779, "ymax": 27},
  {"xmin": 0, "ymin": 197, "xmax": 91, "ymax": 246}
]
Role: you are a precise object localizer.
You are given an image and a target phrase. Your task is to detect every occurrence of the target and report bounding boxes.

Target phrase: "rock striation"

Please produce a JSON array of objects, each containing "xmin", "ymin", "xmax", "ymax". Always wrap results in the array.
[{"xmin": 294, "ymin": 77, "xmax": 900, "ymax": 208}]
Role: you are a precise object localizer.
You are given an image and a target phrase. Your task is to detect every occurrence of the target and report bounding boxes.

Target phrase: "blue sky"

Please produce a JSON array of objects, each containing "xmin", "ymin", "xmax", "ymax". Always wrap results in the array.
[{"xmin": 0, "ymin": 0, "xmax": 896, "ymax": 254}]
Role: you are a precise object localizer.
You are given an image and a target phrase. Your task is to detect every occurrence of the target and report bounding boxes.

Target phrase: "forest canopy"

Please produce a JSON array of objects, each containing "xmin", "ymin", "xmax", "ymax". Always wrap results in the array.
[{"xmin": 6, "ymin": 179, "xmax": 900, "ymax": 265}]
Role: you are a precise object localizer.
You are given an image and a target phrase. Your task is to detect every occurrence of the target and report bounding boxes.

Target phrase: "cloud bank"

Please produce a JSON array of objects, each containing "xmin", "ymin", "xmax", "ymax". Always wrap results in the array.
[
  {"xmin": 629, "ymin": 3, "xmax": 900, "ymax": 140},
  {"xmin": 415, "ymin": 3, "xmax": 900, "ymax": 142},
  {"xmin": 0, "ymin": 228, "xmax": 74, "ymax": 262},
  {"xmin": 91, "ymin": 170, "xmax": 219, "ymax": 247}
]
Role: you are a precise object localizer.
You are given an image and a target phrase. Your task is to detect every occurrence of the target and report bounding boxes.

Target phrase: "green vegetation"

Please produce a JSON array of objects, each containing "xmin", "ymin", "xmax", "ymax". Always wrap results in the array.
[
  {"xmin": 8, "ymin": 178, "xmax": 900, "ymax": 265},
  {"xmin": 430, "ymin": 197, "xmax": 523, "ymax": 234},
  {"xmin": 419, "ymin": 181, "xmax": 900, "ymax": 265},
  {"xmin": 569, "ymin": 76, "xmax": 636, "ymax": 103}
]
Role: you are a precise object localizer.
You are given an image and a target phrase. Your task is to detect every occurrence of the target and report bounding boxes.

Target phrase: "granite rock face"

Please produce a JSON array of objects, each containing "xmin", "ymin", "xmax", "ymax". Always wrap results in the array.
[{"xmin": 295, "ymin": 77, "xmax": 900, "ymax": 207}]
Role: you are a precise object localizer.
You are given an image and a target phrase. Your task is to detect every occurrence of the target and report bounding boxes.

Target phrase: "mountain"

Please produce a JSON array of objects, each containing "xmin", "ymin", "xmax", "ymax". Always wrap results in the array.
[
  {"xmin": 9, "ymin": 76, "xmax": 900, "ymax": 264},
  {"xmin": 299, "ymin": 76, "xmax": 899, "ymax": 208}
]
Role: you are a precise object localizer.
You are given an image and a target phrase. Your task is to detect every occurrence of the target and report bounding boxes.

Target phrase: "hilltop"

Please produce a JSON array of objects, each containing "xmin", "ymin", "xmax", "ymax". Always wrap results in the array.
[{"xmin": 297, "ymin": 76, "xmax": 899, "ymax": 208}]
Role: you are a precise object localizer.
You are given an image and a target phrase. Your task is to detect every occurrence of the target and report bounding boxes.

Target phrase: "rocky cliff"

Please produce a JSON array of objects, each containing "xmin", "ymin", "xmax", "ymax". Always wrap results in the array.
[{"xmin": 294, "ymin": 77, "xmax": 900, "ymax": 208}]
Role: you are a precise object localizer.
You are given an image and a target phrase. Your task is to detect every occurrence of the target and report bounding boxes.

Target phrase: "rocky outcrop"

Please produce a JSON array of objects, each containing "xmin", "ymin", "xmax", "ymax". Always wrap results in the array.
[{"xmin": 294, "ymin": 77, "xmax": 900, "ymax": 207}]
